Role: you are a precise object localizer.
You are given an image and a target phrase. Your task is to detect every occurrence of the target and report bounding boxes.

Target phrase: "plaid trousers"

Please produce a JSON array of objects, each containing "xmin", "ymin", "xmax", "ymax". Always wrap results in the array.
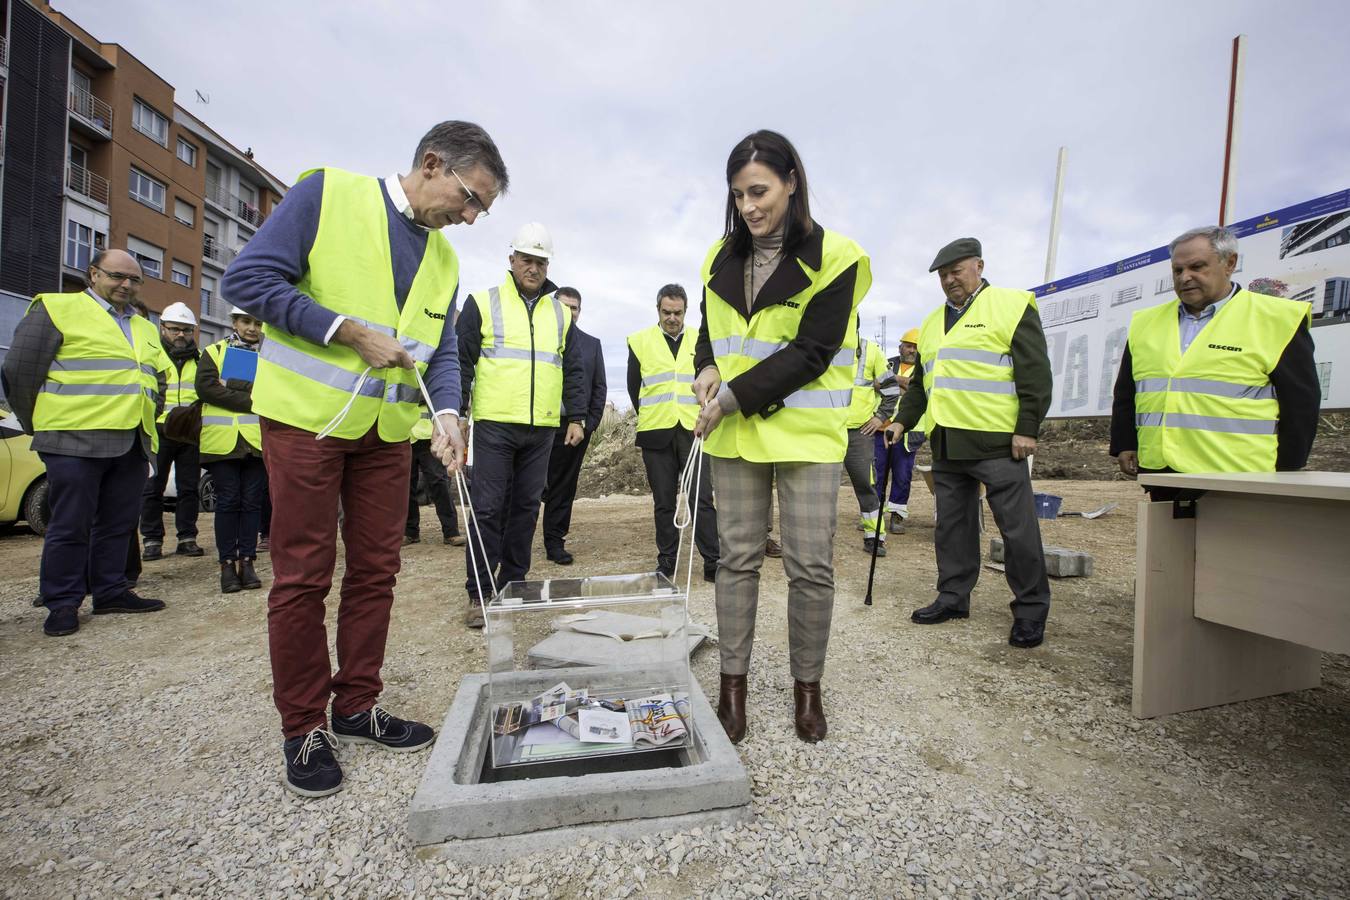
[{"xmin": 711, "ymin": 456, "xmax": 841, "ymax": 682}]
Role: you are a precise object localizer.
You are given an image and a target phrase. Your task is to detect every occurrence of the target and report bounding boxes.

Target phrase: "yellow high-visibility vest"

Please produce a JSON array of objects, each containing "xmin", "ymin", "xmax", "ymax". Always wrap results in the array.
[
  {"xmin": 629, "ymin": 324, "xmax": 698, "ymax": 432},
  {"xmin": 845, "ymin": 338, "xmax": 889, "ymax": 429},
  {"xmin": 469, "ymin": 278, "xmax": 570, "ymax": 427},
  {"xmin": 251, "ymin": 167, "xmax": 459, "ymax": 441},
  {"xmin": 29, "ymin": 291, "xmax": 160, "ymax": 451},
  {"xmin": 917, "ymin": 285, "xmax": 1034, "ymax": 433},
  {"xmin": 701, "ymin": 229, "xmax": 871, "ymax": 463},
  {"xmin": 157, "ymin": 354, "xmax": 199, "ymax": 424},
  {"xmin": 199, "ymin": 340, "xmax": 262, "ymax": 455},
  {"xmin": 1128, "ymin": 289, "xmax": 1310, "ymax": 472}
]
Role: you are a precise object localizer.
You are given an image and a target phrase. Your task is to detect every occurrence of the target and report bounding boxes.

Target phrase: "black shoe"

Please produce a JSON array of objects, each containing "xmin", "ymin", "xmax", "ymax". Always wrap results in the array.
[
  {"xmin": 332, "ymin": 705, "xmax": 435, "ymax": 752},
  {"xmin": 175, "ymin": 540, "xmax": 205, "ymax": 557},
  {"xmin": 1009, "ymin": 618, "xmax": 1045, "ymax": 649},
  {"xmin": 863, "ymin": 537, "xmax": 887, "ymax": 557},
  {"xmin": 703, "ymin": 561, "xmax": 718, "ymax": 583},
  {"xmin": 142, "ymin": 541, "xmax": 163, "ymax": 561},
  {"xmin": 911, "ymin": 600, "xmax": 969, "ymax": 625},
  {"xmin": 43, "ymin": 605, "xmax": 79, "ymax": 637},
  {"xmin": 283, "ymin": 727, "xmax": 343, "ymax": 798},
  {"xmin": 548, "ymin": 549, "xmax": 574, "ymax": 565},
  {"xmin": 238, "ymin": 558, "xmax": 262, "ymax": 590},
  {"xmin": 657, "ymin": 558, "xmax": 675, "ymax": 579},
  {"xmin": 92, "ymin": 591, "xmax": 166, "ymax": 614},
  {"xmin": 890, "ymin": 513, "xmax": 906, "ymax": 533},
  {"xmin": 220, "ymin": 562, "xmax": 242, "ymax": 594},
  {"xmin": 402, "ymin": 534, "xmax": 420, "ymax": 546}
]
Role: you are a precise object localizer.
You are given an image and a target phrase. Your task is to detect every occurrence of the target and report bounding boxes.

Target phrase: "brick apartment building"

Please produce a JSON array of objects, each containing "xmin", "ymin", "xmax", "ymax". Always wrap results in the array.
[{"xmin": 0, "ymin": 0, "xmax": 287, "ymax": 372}]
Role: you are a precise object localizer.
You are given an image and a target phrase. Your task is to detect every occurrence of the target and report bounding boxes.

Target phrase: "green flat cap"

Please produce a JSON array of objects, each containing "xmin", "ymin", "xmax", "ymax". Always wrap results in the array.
[{"xmin": 929, "ymin": 237, "xmax": 982, "ymax": 272}]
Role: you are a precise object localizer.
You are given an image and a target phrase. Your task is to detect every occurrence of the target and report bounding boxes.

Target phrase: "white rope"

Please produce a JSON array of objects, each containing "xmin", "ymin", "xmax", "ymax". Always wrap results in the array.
[
  {"xmin": 671, "ymin": 436, "xmax": 705, "ymax": 597},
  {"xmin": 314, "ymin": 366, "xmax": 373, "ymax": 440}
]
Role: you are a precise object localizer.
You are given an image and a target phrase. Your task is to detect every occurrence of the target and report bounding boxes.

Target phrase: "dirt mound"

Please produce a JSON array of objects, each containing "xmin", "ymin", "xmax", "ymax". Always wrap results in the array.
[{"xmin": 576, "ymin": 410, "xmax": 648, "ymax": 497}]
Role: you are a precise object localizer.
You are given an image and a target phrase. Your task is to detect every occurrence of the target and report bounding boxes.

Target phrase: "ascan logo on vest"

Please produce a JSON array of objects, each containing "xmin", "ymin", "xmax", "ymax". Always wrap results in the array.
[
  {"xmin": 423, "ymin": 309, "xmax": 446, "ymax": 320},
  {"xmin": 963, "ymin": 323, "xmax": 986, "ymax": 329},
  {"xmin": 1207, "ymin": 343, "xmax": 1243, "ymax": 352},
  {"xmin": 782, "ymin": 300, "xmax": 800, "ymax": 309}
]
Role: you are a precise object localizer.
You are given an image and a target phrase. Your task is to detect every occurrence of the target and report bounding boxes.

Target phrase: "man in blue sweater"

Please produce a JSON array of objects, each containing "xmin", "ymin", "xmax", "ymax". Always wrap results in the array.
[{"xmin": 222, "ymin": 121, "xmax": 506, "ymax": 798}]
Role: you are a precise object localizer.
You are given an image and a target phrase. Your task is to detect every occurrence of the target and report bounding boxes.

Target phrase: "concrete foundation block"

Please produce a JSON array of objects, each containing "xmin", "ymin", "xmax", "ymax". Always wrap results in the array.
[
  {"xmin": 990, "ymin": 538, "xmax": 1093, "ymax": 577},
  {"xmin": 408, "ymin": 670, "xmax": 752, "ymax": 861}
]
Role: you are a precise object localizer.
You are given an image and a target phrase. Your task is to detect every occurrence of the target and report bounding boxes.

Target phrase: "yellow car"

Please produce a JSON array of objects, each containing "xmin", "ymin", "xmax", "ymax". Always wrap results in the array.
[{"xmin": 0, "ymin": 413, "xmax": 48, "ymax": 535}]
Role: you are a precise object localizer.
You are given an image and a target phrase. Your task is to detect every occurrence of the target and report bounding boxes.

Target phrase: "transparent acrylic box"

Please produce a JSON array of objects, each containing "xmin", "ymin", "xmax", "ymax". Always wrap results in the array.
[{"xmin": 484, "ymin": 572, "xmax": 696, "ymax": 769}]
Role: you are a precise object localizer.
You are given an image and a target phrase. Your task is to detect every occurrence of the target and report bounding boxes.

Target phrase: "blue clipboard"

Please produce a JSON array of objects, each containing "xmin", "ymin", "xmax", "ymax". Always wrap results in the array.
[{"xmin": 220, "ymin": 346, "xmax": 259, "ymax": 383}]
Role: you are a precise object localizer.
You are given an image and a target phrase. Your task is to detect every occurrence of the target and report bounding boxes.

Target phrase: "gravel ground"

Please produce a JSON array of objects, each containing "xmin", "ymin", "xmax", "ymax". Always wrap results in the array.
[{"xmin": 1, "ymin": 479, "xmax": 1347, "ymax": 898}]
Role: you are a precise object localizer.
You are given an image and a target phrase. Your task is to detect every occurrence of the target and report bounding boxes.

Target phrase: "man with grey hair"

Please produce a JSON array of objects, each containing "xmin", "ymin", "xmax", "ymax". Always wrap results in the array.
[
  {"xmin": 1109, "ymin": 225, "xmax": 1319, "ymax": 496},
  {"xmin": 222, "ymin": 119, "xmax": 507, "ymax": 798}
]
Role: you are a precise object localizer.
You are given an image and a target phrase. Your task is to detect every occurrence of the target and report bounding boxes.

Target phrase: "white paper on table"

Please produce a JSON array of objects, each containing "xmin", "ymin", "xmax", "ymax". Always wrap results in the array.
[
  {"xmin": 519, "ymin": 724, "xmax": 577, "ymax": 746},
  {"xmin": 576, "ymin": 708, "xmax": 632, "ymax": 744}
]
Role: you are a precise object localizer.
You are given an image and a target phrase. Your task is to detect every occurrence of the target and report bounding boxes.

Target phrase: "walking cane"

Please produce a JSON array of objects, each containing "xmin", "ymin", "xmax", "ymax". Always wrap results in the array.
[{"xmin": 863, "ymin": 449, "xmax": 892, "ymax": 607}]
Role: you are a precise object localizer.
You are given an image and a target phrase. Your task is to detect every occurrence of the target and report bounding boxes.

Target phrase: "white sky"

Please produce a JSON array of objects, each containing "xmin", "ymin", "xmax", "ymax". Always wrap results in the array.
[{"xmin": 61, "ymin": 0, "xmax": 1350, "ymax": 406}]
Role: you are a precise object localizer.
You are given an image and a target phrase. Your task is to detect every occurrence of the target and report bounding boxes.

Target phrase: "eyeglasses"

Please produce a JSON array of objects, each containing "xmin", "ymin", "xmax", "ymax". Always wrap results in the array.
[
  {"xmin": 450, "ymin": 168, "xmax": 489, "ymax": 218},
  {"xmin": 163, "ymin": 325, "xmax": 194, "ymax": 335},
  {"xmin": 93, "ymin": 266, "xmax": 143, "ymax": 286}
]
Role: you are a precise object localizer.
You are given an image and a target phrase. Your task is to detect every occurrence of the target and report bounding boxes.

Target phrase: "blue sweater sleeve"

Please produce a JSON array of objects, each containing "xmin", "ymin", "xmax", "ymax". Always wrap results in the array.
[
  {"xmin": 422, "ymin": 288, "xmax": 462, "ymax": 415},
  {"xmin": 220, "ymin": 172, "xmax": 341, "ymax": 345}
]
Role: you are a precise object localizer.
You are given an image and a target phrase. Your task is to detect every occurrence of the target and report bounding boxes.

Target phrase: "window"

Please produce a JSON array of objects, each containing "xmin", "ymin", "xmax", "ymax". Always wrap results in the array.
[
  {"xmin": 176, "ymin": 138, "xmax": 197, "ymax": 167},
  {"xmin": 129, "ymin": 166, "xmax": 166, "ymax": 212},
  {"xmin": 171, "ymin": 260, "xmax": 193, "ymax": 288},
  {"xmin": 70, "ymin": 69, "xmax": 91, "ymax": 96},
  {"xmin": 127, "ymin": 236, "xmax": 164, "ymax": 280},
  {"xmin": 68, "ymin": 143, "xmax": 88, "ymax": 171},
  {"xmin": 65, "ymin": 221, "xmax": 93, "ymax": 270},
  {"xmin": 173, "ymin": 198, "xmax": 195, "ymax": 227},
  {"xmin": 201, "ymin": 273, "xmax": 217, "ymax": 308},
  {"xmin": 132, "ymin": 98, "xmax": 169, "ymax": 146}
]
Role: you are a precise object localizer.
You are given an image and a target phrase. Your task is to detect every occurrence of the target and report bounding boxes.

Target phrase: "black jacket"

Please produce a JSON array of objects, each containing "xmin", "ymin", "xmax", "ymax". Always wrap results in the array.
[
  {"xmin": 562, "ymin": 325, "xmax": 607, "ymax": 433},
  {"xmin": 694, "ymin": 223, "xmax": 859, "ymax": 417},
  {"xmin": 1108, "ymin": 318, "xmax": 1320, "ymax": 470},
  {"xmin": 894, "ymin": 284, "xmax": 1053, "ymax": 460},
  {"xmin": 455, "ymin": 276, "xmax": 586, "ymax": 425}
]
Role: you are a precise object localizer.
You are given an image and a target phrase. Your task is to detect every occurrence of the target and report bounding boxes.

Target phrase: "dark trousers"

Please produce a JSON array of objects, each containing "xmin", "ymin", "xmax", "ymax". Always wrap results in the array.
[
  {"xmin": 463, "ymin": 420, "xmax": 553, "ymax": 601},
  {"xmin": 642, "ymin": 428, "xmax": 718, "ymax": 567},
  {"xmin": 932, "ymin": 456, "xmax": 1050, "ymax": 623},
  {"xmin": 405, "ymin": 439, "xmax": 460, "ymax": 539},
  {"xmin": 205, "ymin": 456, "xmax": 268, "ymax": 562},
  {"xmin": 261, "ymin": 490, "xmax": 272, "ymax": 539},
  {"xmin": 262, "ymin": 419, "xmax": 409, "ymax": 739},
  {"xmin": 40, "ymin": 447, "xmax": 147, "ymax": 610},
  {"xmin": 541, "ymin": 426, "xmax": 591, "ymax": 554},
  {"xmin": 140, "ymin": 434, "xmax": 199, "ymax": 542},
  {"xmin": 874, "ymin": 432, "xmax": 918, "ymax": 507}
]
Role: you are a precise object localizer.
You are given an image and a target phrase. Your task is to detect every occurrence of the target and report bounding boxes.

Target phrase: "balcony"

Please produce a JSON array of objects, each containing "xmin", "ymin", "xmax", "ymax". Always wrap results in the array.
[
  {"xmin": 68, "ymin": 85, "xmax": 113, "ymax": 138},
  {"xmin": 199, "ymin": 292, "xmax": 235, "ymax": 322},
  {"xmin": 0, "ymin": 35, "xmax": 8, "ymax": 71},
  {"xmin": 205, "ymin": 178, "xmax": 266, "ymax": 228},
  {"xmin": 202, "ymin": 237, "xmax": 237, "ymax": 268},
  {"xmin": 67, "ymin": 163, "xmax": 109, "ymax": 206}
]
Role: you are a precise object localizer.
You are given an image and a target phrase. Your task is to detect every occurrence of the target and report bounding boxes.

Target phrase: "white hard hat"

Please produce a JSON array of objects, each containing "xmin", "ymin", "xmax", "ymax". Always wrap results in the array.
[
  {"xmin": 509, "ymin": 222, "xmax": 554, "ymax": 260},
  {"xmin": 161, "ymin": 302, "xmax": 197, "ymax": 326},
  {"xmin": 229, "ymin": 306, "xmax": 250, "ymax": 317}
]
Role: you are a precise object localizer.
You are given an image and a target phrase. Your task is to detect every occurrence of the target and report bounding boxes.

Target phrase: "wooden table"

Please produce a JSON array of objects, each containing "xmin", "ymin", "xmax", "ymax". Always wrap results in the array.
[{"xmin": 1133, "ymin": 471, "xmax": 1350, "ymax": 717}]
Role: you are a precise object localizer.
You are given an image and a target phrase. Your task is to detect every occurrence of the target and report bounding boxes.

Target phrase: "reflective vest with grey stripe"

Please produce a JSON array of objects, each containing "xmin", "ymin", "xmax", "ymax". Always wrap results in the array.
[
  {"xmin": 156, "ymin": 354, "xmax": 199, "ymax": 424},
  {"xmin": 916, "ymin": 285, "xmax": 1034, "ymax": 434},
  {"xmin": 199, "ymin": 340, "xmax": 262, "ymax": 456},
  {"xmin": 470, "ymin": 280, "xmax": 571, "ymax": 427},
  {"xmin": 1127, "ymin": 289, "xmax": 1310, "ymax": 473},
  {"xmin": 629, "ymin": 324, "xmax": 698, "ymax": 432},
  {"xmin": 29, "ymin": 291, "xmax": 161, "ymax": 451}
]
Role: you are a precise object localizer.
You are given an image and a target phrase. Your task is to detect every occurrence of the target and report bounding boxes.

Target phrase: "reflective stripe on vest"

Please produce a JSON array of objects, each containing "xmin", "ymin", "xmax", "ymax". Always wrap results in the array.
[
  {"xmin": 29, "ymin": 292, "xmax": 160, "ymax": 451},
  {"xmin": 846, "ymin": 338, "xmax": 887, "ymax": 428},
  {"xmin": 249, "ymin": 167, "xmax": 458, "ymax": 441},
  {"xmin": 157, "ymin": 356, "xmax": 199, "ymax": 423},
  {"xmin": 917, "ymin": 285, "xmax": 1032, "ymax": 433},
  {"xmin": 700, "ymin": 229, "xmax": 872, "ymax": 464},
  {"xmin": 1127, "ymin": 290, "xmax": 1309, "ymax": 472},
  {"xmin": 470, "ymin": 280, "xmax": 570, "ymax": 426},
  {"xmin": 630, "ymin": 325, "xmax": 699, "ymax": 431}
]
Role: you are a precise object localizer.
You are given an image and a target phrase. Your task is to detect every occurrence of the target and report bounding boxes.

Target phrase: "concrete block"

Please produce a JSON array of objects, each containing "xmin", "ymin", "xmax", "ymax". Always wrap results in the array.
[
  {"xmin": 408, "ymin": 669, "xmax": 751, "ymax": 858},
  {"xmin": 990, "ymin": 538, "xmax": 1093, "ymax": 577}
]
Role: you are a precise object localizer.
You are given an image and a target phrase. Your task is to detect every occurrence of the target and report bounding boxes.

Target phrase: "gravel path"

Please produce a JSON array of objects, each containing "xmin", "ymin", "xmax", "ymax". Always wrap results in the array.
[{"xmin": 1, "ymin": 481, "xmax": 1346, "ymax": 898}]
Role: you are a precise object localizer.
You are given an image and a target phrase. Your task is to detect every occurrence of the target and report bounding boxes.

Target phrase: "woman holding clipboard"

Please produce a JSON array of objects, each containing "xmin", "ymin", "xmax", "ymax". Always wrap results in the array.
[{"xmin": 196, "ymin": 307, "xmax": 268, "ymax": 593}]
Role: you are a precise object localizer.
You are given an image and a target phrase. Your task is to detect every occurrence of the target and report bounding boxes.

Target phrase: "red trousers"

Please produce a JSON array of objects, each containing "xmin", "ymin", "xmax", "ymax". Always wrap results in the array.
[{"xmin": 262, "ymin": 418, "xmax": 411, "ymax": 738}]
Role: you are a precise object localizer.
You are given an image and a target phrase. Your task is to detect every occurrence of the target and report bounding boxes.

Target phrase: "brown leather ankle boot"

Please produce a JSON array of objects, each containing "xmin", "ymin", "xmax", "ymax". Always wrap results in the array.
[
  {"xmin": 717, "ymin": 673, "xmax": 747, "ymax": 744},
  {"xmin": 793, "ymin": 679, "xmax": 827, "ymax": 742}
]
